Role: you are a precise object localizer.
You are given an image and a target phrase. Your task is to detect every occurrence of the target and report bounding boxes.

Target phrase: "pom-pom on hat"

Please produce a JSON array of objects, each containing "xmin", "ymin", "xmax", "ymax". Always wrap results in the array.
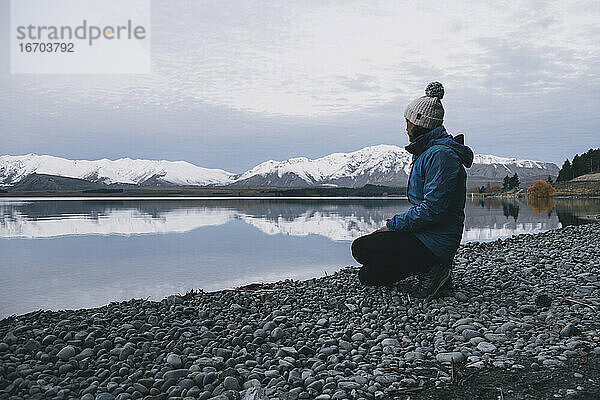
[{"xmin": 404, "ymin": 82, "xmax": 445, "ymax": 130}]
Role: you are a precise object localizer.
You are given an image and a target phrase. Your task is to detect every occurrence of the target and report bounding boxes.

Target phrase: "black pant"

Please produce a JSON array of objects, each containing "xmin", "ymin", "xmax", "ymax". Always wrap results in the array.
[{"xmin": 351, "ymin": 231, "xmax": 443, "ymax": 286}]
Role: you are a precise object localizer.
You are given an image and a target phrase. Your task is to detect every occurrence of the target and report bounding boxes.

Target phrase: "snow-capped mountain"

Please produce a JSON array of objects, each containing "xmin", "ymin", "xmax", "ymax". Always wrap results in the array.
[
  {"xmin": 232, "ymin": 145, "xmax": 412, "ymax": 188},
  {"xmin": 0, "ymin": 154, "xmax": 235, "ymax": 187},
  {"xmin": 232, "ymin": 145, "xmax": 559, "ymax": 188},
  {"xmin": 468, "ymin": 154, "xmax": 559, "ymax": 187},
  {"xmin": 0, "ymin": 145, "xmax": 559, "ymax": 190}
]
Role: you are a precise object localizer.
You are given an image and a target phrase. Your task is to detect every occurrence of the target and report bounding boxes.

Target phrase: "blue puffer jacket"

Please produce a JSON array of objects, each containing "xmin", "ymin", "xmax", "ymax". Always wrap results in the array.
[{"xmin": 386, "ymin": 125, "xmax": 474, "ymax": 266}]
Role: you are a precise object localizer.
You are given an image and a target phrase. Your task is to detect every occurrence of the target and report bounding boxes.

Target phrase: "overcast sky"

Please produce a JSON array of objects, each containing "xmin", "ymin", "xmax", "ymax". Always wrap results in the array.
[{"xmin": 1, "ymin": 0, "xmax": 599, "ymax": 173}]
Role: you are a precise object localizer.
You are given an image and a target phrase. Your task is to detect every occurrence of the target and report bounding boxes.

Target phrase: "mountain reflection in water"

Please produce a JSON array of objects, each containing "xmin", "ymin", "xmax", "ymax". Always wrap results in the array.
[{"xmin": 2, "ymin": 197, "xmax": 597, "ymax": 241}]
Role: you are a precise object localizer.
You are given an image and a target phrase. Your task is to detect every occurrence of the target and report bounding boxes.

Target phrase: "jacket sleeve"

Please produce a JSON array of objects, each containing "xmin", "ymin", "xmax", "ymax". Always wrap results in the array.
[{"xmin": 386, "ymin": 150, "xmax": 461, "ymax": 232}]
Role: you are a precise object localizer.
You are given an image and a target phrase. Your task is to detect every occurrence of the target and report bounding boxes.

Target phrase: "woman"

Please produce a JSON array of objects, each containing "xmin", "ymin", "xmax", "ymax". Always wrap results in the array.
[{"xmin": 351, "ymin": 82, "xmax": 474, "ymax": 298}]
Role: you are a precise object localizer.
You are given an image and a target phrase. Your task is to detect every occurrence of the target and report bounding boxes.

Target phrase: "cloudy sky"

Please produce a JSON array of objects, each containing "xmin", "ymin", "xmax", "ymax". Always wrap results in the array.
[{"xmin": 1, "ymin": 0, "xmax": 599, "ymax": 172}]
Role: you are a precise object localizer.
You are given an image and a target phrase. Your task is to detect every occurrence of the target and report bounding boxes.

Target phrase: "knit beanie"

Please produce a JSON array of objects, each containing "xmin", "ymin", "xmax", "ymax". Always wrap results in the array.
[{"xmin": 404, "ymin": 82, "xmax": 445, "ymax": 130}]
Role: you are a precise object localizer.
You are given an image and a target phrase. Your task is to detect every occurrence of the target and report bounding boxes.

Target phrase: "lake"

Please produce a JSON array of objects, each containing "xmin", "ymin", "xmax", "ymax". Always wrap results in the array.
[{"xmin": 1, "ymin": 196, "xmax": 599, "ymax": 318}]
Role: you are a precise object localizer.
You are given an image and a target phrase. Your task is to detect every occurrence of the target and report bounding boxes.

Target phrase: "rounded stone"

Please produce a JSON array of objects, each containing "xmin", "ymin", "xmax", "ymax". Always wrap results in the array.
[
  {"xmin": 57, "ymin": 345, "xmax": 77, "ymax": 361},
  {"xmin": 476, "ymin": 342, "xmax": 497, "ymax": 353},
  {"xmin": 223, "ymin": 376, "xmax": 240, "ymax": 391},
  {"xmin": 436, "ymin": 352, "xmax": 465, "ymax": 363},
  {"xmin": 167, "ymin": 353, "xmax": 183, "ymax": 368}
]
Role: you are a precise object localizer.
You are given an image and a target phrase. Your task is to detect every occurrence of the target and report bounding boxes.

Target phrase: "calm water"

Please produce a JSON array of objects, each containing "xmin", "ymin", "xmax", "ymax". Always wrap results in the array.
[{"xmin": 1, "ymin": 197, "xmax": 599, "ymax": 317}]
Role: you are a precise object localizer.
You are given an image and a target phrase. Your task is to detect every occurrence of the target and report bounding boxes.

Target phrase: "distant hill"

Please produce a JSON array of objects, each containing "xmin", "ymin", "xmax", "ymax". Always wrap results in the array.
[
  {"xmin": 554, "ymin": 172, "xmax": 600, "ymax": 196},
  {"xmin": 571, "ymin": 172, "xmax": 600, "ymax": 182},
  {"xmin": 9, "ymin": 173, "xmax": 109, "ymax": 191}
]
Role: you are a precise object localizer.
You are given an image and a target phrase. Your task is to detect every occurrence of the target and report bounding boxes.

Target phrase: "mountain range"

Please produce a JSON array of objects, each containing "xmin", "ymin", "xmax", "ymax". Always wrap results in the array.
[{"xmin": 0, "ymin": 145, "xmax": 559, "ymax": 190}]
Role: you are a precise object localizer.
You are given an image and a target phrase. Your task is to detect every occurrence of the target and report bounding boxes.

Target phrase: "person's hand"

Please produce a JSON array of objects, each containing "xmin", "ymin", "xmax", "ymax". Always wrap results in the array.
[{"xmin": 373, "ymin": 226, "xmax": 389, "ymax": 234}]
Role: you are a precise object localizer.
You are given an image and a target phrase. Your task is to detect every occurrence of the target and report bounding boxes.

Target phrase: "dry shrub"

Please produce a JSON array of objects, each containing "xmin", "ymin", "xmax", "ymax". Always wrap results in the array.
[{"xmin": 527, "ymin": 180, "xmax": 556, "ymax": 198}]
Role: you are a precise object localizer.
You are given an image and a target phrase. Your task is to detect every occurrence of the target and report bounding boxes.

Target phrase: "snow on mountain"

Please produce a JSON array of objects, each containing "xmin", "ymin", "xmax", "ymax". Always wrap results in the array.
[
  {"xmin": 0, "ymin": 154, "xmax": 235, "ymax": 187},
  {"xmin": 0, "ymin": 145, "xmax": 560, "ymax": 189},
  {"xmin": 233, "ymin": 144, "xmax": 559, "ymax": 188},
  {"xmin": 233, "ymin": 145, "xmax": 413, "ymax": 188},
  {"xmin": 468, "ymin": 153, "xmax": 559, "ymax": 187},
  {"xmin": 472, "ymin": 154, "xmax": 548, "ymax": 169}
]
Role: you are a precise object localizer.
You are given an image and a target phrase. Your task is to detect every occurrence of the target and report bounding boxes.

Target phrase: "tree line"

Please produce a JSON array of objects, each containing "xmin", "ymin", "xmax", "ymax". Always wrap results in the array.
[
  {"xmin": 502, "ymin": 173, "xmax": 520, "ymax": 191},
  {"xmin": 475, "ymin": 173, "xmax": 521, "ymax": 193},
  {"xmin": 557, "ymin": 148, "xmax": 600, "ymax": 182},
  {"xmin": 475, "ymin": 173, "xmax": 556, "ymax": 194}
]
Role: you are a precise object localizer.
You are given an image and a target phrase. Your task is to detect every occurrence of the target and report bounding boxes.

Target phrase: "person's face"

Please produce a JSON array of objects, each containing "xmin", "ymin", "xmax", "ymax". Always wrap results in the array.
[{"xmin": 406, "ymin": 119, "xmax": 418, "ymax": 142}]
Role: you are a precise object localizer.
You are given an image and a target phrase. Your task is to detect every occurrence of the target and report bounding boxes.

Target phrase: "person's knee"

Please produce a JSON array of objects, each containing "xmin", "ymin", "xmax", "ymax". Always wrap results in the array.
[
  {"xmin": 351, "ymin": 235, "xmax": 364, "ymax": 251},
  {"xmin": 351, "ymin": 237, "xmax": 363, "ymax": 261}
]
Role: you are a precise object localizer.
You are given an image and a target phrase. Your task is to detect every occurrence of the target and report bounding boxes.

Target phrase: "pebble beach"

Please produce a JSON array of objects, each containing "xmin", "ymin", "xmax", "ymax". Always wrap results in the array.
[{"xmin": 1, "ymin": 223, "xmax": 599, "ymax": 400}]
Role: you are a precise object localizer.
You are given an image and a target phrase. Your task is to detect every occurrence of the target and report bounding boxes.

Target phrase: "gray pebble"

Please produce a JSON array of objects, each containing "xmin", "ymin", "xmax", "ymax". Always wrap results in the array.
[
  {"xmin": 167, "ymin": 353, "xmax": 183, "ymax": 368},
  {"xmin": 436, "ymin": 352, "xmax": 465, "ymax": 363},
  {"xmin": 57, "ymin": 345, "xmax": 77, "ymax": 360}
]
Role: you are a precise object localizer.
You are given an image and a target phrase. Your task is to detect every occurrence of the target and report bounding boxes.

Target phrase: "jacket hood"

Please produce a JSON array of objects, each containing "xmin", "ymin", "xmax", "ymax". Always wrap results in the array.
[{"xmin": 405, "ymin": 125, "xmax": 474, "ymax": 168}]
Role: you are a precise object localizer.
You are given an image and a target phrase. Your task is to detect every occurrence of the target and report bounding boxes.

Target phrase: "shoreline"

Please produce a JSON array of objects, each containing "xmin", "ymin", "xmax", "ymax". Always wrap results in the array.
[
  {"xmin": 1, "ymin": 223, "xmax": 600, "ymax": 399},
  {"xmin": 2, "ymin": 194, "xmax": 600, "ymax": 201},
  {"xmin": 0, "ymin": 196, "xmax": 409, "ymax": 202}
]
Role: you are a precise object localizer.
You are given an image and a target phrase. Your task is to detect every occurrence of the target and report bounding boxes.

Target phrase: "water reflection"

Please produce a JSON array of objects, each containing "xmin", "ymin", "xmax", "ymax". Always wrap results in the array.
[
  {"xmin": 502, "ymin": 201, "xmax": 519, "ymax": 221},
  {"xmin": 2, "ymin": 197, "xmax": 596, "ymax": 242},
  {"xmin": 528, "ymin": 197, "xmax": 556, "ymax": 216}
]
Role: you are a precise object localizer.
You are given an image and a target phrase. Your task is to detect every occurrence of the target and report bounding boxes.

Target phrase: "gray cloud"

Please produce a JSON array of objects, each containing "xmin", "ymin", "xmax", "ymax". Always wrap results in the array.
[{"xmin": 337, "ymin": 74, "xmax": 382, "ymax": 92}]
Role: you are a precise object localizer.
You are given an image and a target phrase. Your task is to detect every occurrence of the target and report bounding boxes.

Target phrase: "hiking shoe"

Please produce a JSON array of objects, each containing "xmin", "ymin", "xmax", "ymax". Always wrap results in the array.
[
  {"xmin": 414, "ymin": 263, "xmax": 452, "ymax": 299},
  {"xmin": 418, "ymin": 270, "xmax": 453, "ymax": 291}
]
